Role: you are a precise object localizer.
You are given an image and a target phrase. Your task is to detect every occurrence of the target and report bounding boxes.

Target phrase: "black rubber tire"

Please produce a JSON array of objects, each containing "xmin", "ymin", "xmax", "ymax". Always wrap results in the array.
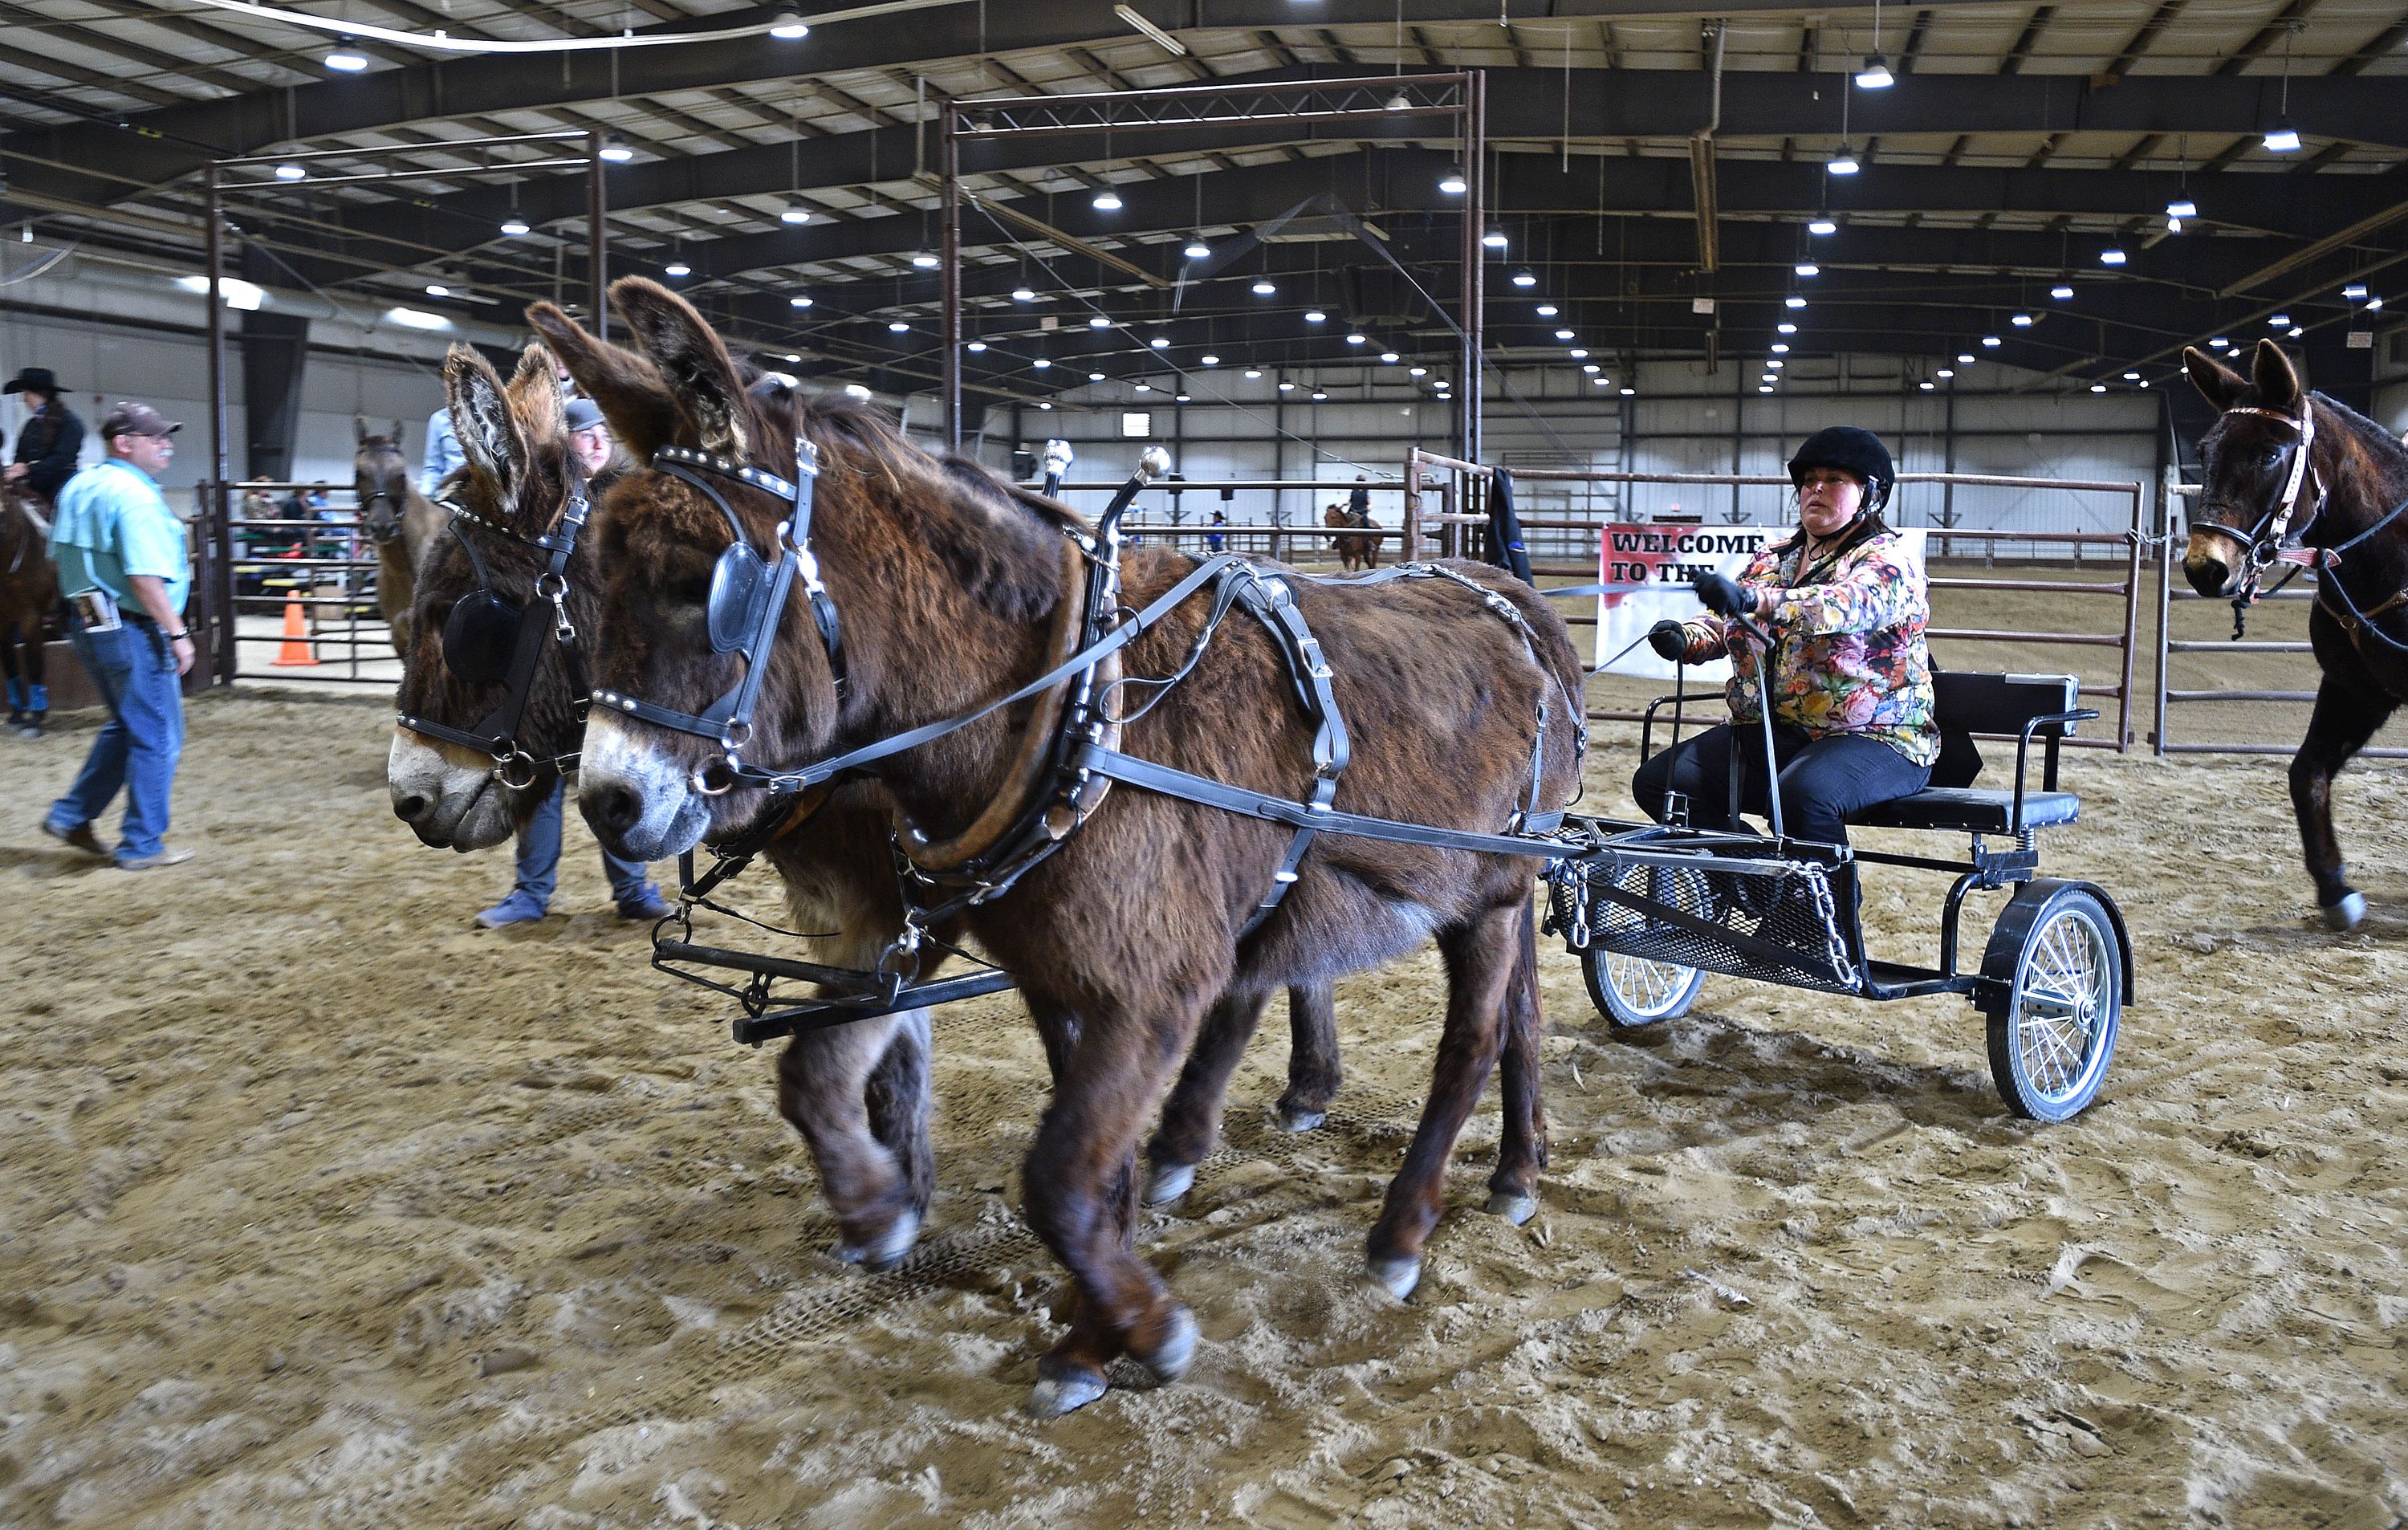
[
  {"xmin": 1983, "ymin": 884, "xmax": 2123, "ymax": 1121},
  {"xmin": 1580, "ymin": 945, "xmax": 1705, "ymax": 1031}
]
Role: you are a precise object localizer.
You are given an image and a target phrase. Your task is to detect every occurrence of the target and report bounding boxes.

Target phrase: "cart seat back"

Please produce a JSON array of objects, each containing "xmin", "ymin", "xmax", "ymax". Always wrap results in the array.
[{"xmin": 1848, "ymin": 672, "xmax": 2088, "ymax": 836}]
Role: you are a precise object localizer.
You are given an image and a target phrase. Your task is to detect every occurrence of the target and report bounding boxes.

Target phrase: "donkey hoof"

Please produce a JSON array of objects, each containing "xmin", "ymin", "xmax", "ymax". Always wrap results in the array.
[
  {"xmin": 1274, "ymin": 1104, "xmax": 1327, "ymax": 1133},
  {"xmin": 832, "ymin": 1241, "xmax": 866, "ymax": 1266},
  {"xmin": 1027, "ymin": 1370, "xmax": 1108, "ymax": 1419},
  {"xmin": 2324, "ymin": 892, "xmax": 2366, "ymax": 932},
  {"xmin": 1141, "ymin": 1160, "xmax": 1196, "ymax": 1207},
  {"xmin": 1486, "ymin": 1190, "xmax": 1540, "ymax": 1226},
  {"xmin": 1135, "ymin": 1303, "xmax": 1198, "ymax": 1383},
  {"xmin": 860, "ymin": 1209, "xmax": 921, "ymax": 1273},
  {"xmin": 1365, "ymin": 1255, "xmax": 1422, "ymax": 1302}
]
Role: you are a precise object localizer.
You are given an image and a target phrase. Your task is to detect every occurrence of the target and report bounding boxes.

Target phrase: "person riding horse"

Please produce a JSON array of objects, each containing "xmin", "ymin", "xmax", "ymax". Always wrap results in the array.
[{"xmin": 1631, "ymin": 425, "xmax": 1938, "ymax": 860}]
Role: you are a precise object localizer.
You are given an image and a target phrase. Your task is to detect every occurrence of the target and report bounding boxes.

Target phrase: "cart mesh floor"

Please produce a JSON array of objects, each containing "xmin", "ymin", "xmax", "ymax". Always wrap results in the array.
[{"xmin": 1548, "ymin": 854, "xmax": 1861, "ymax": 994}]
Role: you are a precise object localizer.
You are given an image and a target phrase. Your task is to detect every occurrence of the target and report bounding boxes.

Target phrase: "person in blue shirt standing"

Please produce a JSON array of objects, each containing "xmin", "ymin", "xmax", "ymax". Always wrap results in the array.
[
  {"xmin": 421, "ymin": 405, "xmax": 463, "ymax": 497},
  {"xmin": 475, "ymin": 397, "xmax": 667, "ymax": 927},
  {"xmin": 40, "ymin": 401, "xmax": 196, "ymax": 869}
]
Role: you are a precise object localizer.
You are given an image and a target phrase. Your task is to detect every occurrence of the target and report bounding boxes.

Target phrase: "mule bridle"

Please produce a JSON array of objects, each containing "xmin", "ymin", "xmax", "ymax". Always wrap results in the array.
[
  {"xmin": 588, "ymin": 437, "xmax": 842, "ymax": 794},
  {"xmin": 394, "ymin": 483, "xmax": 592, "ymax": 789}
]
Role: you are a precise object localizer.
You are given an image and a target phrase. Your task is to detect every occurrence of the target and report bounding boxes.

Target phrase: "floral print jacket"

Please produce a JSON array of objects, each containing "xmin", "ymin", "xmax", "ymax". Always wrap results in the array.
[{"xmin": 1671, "ymin": 523, "xmax": 1939, "ymax": 767}]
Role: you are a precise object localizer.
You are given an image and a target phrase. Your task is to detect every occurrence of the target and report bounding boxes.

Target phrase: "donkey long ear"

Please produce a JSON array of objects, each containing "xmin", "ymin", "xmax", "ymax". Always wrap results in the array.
[
  {"xmin": 444, "ymin": 344, "xmax": 529, "ymax": 511},
  {"xmin": 2252, "ymin": 339, "xmax": 2304, "ymax": 413},
  {"xmin": 527, "ymin": 300, "xmax": 680, "ymax": 462},
  {"xmin": 2184, "ymin": 346, "xmax": 2247, "ymax": 410},
  {"xmin": 506, "ymin": 342, "xmax": 567, "ymax": 445},
  {"xmin": 608, "ymin": 276, "xmax": 749, "ymax": 456}
]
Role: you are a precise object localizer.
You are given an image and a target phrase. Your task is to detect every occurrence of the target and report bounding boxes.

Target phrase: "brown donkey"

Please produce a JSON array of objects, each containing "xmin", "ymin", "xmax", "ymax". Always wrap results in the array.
[
  {"xmin": 353, "ymin": 417, "xmax": 446, "ymax": 653},
  {"xmin": 560, "ymin": 279, "xmax": 1576, "ymax": 1417},
  {"xmin": 390, "ymin": 335, "xmax": 1342, "ymax": 1274}
]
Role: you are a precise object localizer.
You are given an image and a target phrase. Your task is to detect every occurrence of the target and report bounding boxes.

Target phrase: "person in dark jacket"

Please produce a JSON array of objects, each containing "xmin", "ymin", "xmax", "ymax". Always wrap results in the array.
[{"xmin": 4, "ymin": 367, "xmax": 87, "ymax": 504}]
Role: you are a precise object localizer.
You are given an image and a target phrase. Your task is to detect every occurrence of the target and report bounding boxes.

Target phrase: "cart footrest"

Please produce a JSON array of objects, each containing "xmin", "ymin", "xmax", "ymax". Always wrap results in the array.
[{"xmin": 1546, "ymin": 852, "xmax": 1860, "ymax": 994}]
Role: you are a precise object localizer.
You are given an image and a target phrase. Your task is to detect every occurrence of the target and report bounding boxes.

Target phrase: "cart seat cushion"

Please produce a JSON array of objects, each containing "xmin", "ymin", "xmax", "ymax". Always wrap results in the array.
[{"xmin": 1849, "ymin": 786, "xmax": 2080, "ymax": 834}]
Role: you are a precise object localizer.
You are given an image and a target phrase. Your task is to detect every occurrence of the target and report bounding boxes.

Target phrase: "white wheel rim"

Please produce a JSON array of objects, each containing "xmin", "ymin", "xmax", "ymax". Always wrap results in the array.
[
  {"xmin": 2013, "ymin": 908, "xmax": 2109, "ymax": 1105},
  {"xmin": 1605, "ymin": 952, "xmax": 1694, "ymax": 1019}
]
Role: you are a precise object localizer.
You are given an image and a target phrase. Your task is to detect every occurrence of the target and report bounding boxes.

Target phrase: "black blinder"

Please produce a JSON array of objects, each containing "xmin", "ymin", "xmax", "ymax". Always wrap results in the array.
[
  {"xmin": 443, "ymin": 589, "xmax": 523, "ymax": 684},
  {"xmin": 707, "ymin": 541, "xmax": 771, "ymax": 655}
]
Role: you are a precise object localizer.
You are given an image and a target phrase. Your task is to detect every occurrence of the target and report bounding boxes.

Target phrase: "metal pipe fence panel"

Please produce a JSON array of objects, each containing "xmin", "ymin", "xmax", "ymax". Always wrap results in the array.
[
  {"xmin": 197, "ymin": 479, "xmax": 401, "ymax": 686},
  {"xmin": 2151, "ymin": 491, "xmax": 2408, "ymax": 759}
]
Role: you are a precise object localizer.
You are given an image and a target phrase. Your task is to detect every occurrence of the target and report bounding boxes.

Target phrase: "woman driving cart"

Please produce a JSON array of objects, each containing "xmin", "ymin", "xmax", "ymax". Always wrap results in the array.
[{"xmin": 1631, "ymin": 425, "xmax": 1938, "ymax": 848}]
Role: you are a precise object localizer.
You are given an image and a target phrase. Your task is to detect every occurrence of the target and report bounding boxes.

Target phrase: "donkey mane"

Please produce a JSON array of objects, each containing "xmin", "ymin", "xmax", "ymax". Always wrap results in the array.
[{"xmin": 761, "ymin": 382, "xmax": 1082, "ymax": 626}]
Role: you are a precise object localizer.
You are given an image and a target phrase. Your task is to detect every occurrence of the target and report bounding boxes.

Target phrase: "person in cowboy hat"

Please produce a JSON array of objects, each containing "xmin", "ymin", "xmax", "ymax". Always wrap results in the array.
[
  {"xmin": 1632, "ymin": 425, "xmax": 1938, "ymax": 852},
  {"xmin": 5, "ymin": 366, "xmax": 87, "ymax": 504},
  {"xmin": 40, "ymin": 401, "xmax": 197, "ymax": 869}
]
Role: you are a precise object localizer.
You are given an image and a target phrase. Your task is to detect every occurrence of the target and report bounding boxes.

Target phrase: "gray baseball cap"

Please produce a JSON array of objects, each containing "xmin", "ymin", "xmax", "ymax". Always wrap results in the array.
[
  {"xmin": 99, "ymin": 401, "xmax": 181, "ymax": 438},
  {"xmin": 563, "ymin": 397, "xmax": 608, "ymax": 434}
]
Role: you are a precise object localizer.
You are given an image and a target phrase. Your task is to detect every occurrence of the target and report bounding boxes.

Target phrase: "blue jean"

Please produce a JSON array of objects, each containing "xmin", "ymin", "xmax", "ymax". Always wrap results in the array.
[
  {"xmin": 48, "ymin": 619, "xmax": 185, "ymax": 861},
  {"xmin": 1631, "ymin": 722, "xmax": 1930, "ymax": 848},
  {"xmin": 511, "ymin": 777, "xmax": 656, "ymax": 908}
]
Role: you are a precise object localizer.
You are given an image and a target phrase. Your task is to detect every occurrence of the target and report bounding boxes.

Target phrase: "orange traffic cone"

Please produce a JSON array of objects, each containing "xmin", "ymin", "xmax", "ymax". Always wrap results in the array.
[{"xmin": 270, "ymin": 600, "xmax": 318, "ymax": 667}]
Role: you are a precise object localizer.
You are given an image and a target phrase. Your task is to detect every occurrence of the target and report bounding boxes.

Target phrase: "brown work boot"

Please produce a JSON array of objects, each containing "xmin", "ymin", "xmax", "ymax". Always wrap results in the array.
[{"xmin": 41, "ymin": 819, "xmax": 106, "ymax": 857}]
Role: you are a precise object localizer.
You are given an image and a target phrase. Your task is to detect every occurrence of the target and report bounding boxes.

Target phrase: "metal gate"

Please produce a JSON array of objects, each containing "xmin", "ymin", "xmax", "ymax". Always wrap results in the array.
[{"xmin": 195, "ymin": 479, "xmax": 399, "ymax": 686}]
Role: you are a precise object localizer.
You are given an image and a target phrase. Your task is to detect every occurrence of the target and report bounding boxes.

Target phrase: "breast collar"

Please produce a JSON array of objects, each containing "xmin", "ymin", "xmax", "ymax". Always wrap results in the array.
[
  {"xmin": 588, "ymin": 436, "xmax": 844, "ymax": 792},
  {"xmin": 2197, "ymin": 401, "xmax": 2325, "ymax": 570},
  {"xmin": 394, "ymin": 482, "xmax": 591, "ymax": 788}
]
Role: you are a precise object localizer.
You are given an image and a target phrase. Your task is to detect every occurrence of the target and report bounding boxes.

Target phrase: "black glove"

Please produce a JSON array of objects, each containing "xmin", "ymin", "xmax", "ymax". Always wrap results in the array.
[
  {"xmin": 1690, "ymin": 569, "xmax": 1755, "ymax": 621},
  {"xmin": 1646, "ymin": 620, "xmax": 1688, "ymax": 662}
]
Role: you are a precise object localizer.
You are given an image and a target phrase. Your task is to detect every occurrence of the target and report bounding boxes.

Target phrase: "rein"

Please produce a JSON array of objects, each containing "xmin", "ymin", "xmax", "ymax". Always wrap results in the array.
[{"xmin": 394, "ymin": 482, "xmax": 592, "ymax": 788}]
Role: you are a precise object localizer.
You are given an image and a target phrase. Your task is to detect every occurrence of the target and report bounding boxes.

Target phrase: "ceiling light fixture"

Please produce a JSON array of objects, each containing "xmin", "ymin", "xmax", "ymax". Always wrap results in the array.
[
  {"xmin": 1536, "ymin": 303, "xmax": 1559, "ymax": 317},
  {"xmin": 887, "ymin": 319, "xmax": 909, "ymax": 332},
  {"xmin": 1808, "ymin": 217, "xmax": 1837, "ymax": 236},
  {"xmin": 789, "ymin": 295, "xmax": 812, "ymax": 308},
  {"xmin": 1795, "ymin": 262, "xmax": 1819, "ymax": 278},
  {"xmin": 1012, "ymin": 286, "xmax": 1037, "ymax": 302},
  {"xmin": 598, "ymin": 139, "xmax": 634, "ymax": 163},
  {"xmin": 665, "ymin": 259, "xmax": 691, "ymax": 277},
  {"xmin": 1200, "ymin": 354, "xmax": 1219, "ymax": 365},
  {"xmin": 323, "ymin": 48, "xmax": 368, "ymax": 71},
  {"xmin": 2167, "ymin": 197, "xmax": 2198, "ymax": 219},
  {"xmin": 1183, "ymin": 238, "xmax": 1210, "ymax": 259},
  {"xmin": 769, "ymin": 12, "xmax": 810, "ymax": 39},
  {"xmin": 2100, "ymin": 247, "xmax": 2127, "ymax": 266},
  {"xmin": 1786, "ymin": 295, "xmax": 1808, "ymax": 309},
  {"xmin": 1855, "ymin": 55, "xmax": 1893, "ymax": 89},
  {"xmin": 1088, "ymin": 315, "xmax": 1111, "ymax": 328},
  {"xmin": 1304, "ymin": 310, "xmax": 1328, "ymax": 323},
  {"xmin": 2264, "ymin": 119, "xmax": 2302, "ymax": 153},
  {"xmin": 2051, "ymin": 285, "xmax": 2074, "ymax": 300},
  {"xmin": 1778, "ymin": 322, "xmax": 1798, "ymax": 335},
  {"xmin": 1149, "ymin": 336, "xmax": 1169, "ymax": 348},
  {"xmin": 499, "ymin": 218, "xmax": 531, "ymax": 236},
  {"xmin": 1828, "ymin": 148, "xmax": 1861, "ymax": 176},
  {"xmin": 1092, "ymin": 188, "xmax": 1124, "ymax": 210},
  {"xmin": 781, "ymin": 205, "xmax": 810, "ymax": 225},
  {"xmin": 1771, "ymin": 342, "xmax": 1790, "ymax": 354},
  {"xmin": 2011, "ymin": 313, "xmax": 2033, "ymax": 327},
  {"xmin": 1439, "ymin": 168, "xmax": 1467, "ymax": 194},
  {"xmin": 966, "ymin": 340, "xmax": 987, "ymax": 352},
  {"xmin": 1251, "ymin": 279, "xmax": 1276, "ymax": 295},
  {"xmin": 1483, "ymin": 230, "xmax": 1508, "ymax": 249},
  {"xmin": 909, "ymin": 250, "xmax": 939, "ymax": 269},
  {"xmin": 1511, "ymin": 270, "xmax": 1537, "ymax": 287},
  {"xmin": 1345, "ymin": 332, "xmax": 1367, "ymax": 345},
  {"xmin": 274, "ymin": 163, "xmax": 305, "ymax": 181},
  {"xmin": 1982, "ymin": 335, "xmax": 2002, "ymax": 347}
]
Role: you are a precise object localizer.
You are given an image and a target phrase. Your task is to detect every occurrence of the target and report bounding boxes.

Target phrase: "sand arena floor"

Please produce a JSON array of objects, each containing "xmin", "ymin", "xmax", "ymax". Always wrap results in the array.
[{"xmin": 3, "ymin": 608, "xmax": 2406, "ymax": 1528}]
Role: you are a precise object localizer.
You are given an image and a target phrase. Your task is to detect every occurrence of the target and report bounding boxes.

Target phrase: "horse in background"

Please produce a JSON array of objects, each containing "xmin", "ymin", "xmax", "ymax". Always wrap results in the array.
[
  {"xmin": 2182, "ymin": 338, "xmax": 2408, "ymax": 931},
  {"xmin": 353, "ymin": 417, "xmax": 445, "ymax": 653},
  {"xmin": 1324, "ymin": 501, "xmax": 1382, "ymax": 571},
  {"xmin": 0, "ymin": 480, "xmax": 57, "ymax": 737}
]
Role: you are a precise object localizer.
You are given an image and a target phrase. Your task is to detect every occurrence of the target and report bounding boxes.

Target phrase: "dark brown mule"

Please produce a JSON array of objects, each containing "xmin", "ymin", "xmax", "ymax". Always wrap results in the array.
[
  {"xmin": 353, "ymin": 417, "xmax": 445, "ymax": 653},
  {"xmin": 0, "ymin": 481, "xmax": 57, "ymax": 735},
  {"xmin": 390, "ymin": 332, "xmax": 1342, "ymax": 1274},
  {"xmin": 562, "ymin": 279, "xmax": 1575, "ymax": 1417},
  {"xmin": 1324, "ymin": 502, "xmax": 1381, "ymax": 572},
  {"xmin": 2183, "ymin": 339, "xmax": 2408, "ymax": 931}
]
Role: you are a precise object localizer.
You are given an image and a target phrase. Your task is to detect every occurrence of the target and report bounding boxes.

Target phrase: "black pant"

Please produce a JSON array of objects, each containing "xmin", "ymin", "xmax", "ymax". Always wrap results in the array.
[{"xmin": 1630, "ymin": 722, "xmax": 1930, "ymax": 847}]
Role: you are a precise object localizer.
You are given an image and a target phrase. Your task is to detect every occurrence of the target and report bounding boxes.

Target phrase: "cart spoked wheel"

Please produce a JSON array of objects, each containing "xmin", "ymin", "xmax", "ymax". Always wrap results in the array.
[
  {"xmin": 1981, "ymin": 882, "xmax": 2124, "ymax": 1121},
  {"xmin": 1581, "ymin": 947, "xmax": 1704, "ymax": 1031}
]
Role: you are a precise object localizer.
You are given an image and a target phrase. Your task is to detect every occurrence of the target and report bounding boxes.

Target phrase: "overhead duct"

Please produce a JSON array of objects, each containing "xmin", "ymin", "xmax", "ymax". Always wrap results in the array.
[{"xmin": 1690, "ymin": 19, "xmax": 1726, "ymax": 274}]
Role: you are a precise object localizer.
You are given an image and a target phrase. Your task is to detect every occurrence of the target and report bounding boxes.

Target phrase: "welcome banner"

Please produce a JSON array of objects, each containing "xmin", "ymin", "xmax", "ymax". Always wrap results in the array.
[{"xmin": 1592, "ymin": 524, "xmax": 1928, "ymax": 682}]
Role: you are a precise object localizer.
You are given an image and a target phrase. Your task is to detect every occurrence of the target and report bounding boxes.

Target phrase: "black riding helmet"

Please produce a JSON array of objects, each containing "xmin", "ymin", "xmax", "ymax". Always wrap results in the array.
[{"xmin": 1788, "ymin": 425, "xmax": 1896, "ymax": 514}]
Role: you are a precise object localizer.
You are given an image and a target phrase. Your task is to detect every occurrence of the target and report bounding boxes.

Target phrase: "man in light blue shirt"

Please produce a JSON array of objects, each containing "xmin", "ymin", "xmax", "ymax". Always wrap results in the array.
[
  {"xmin": 421, "ymin": 405, "xmax": 462, "ymax": 496},
  {"xmin": 42, "ymin": 401, "xmax": 196, "ymax": 869}
]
